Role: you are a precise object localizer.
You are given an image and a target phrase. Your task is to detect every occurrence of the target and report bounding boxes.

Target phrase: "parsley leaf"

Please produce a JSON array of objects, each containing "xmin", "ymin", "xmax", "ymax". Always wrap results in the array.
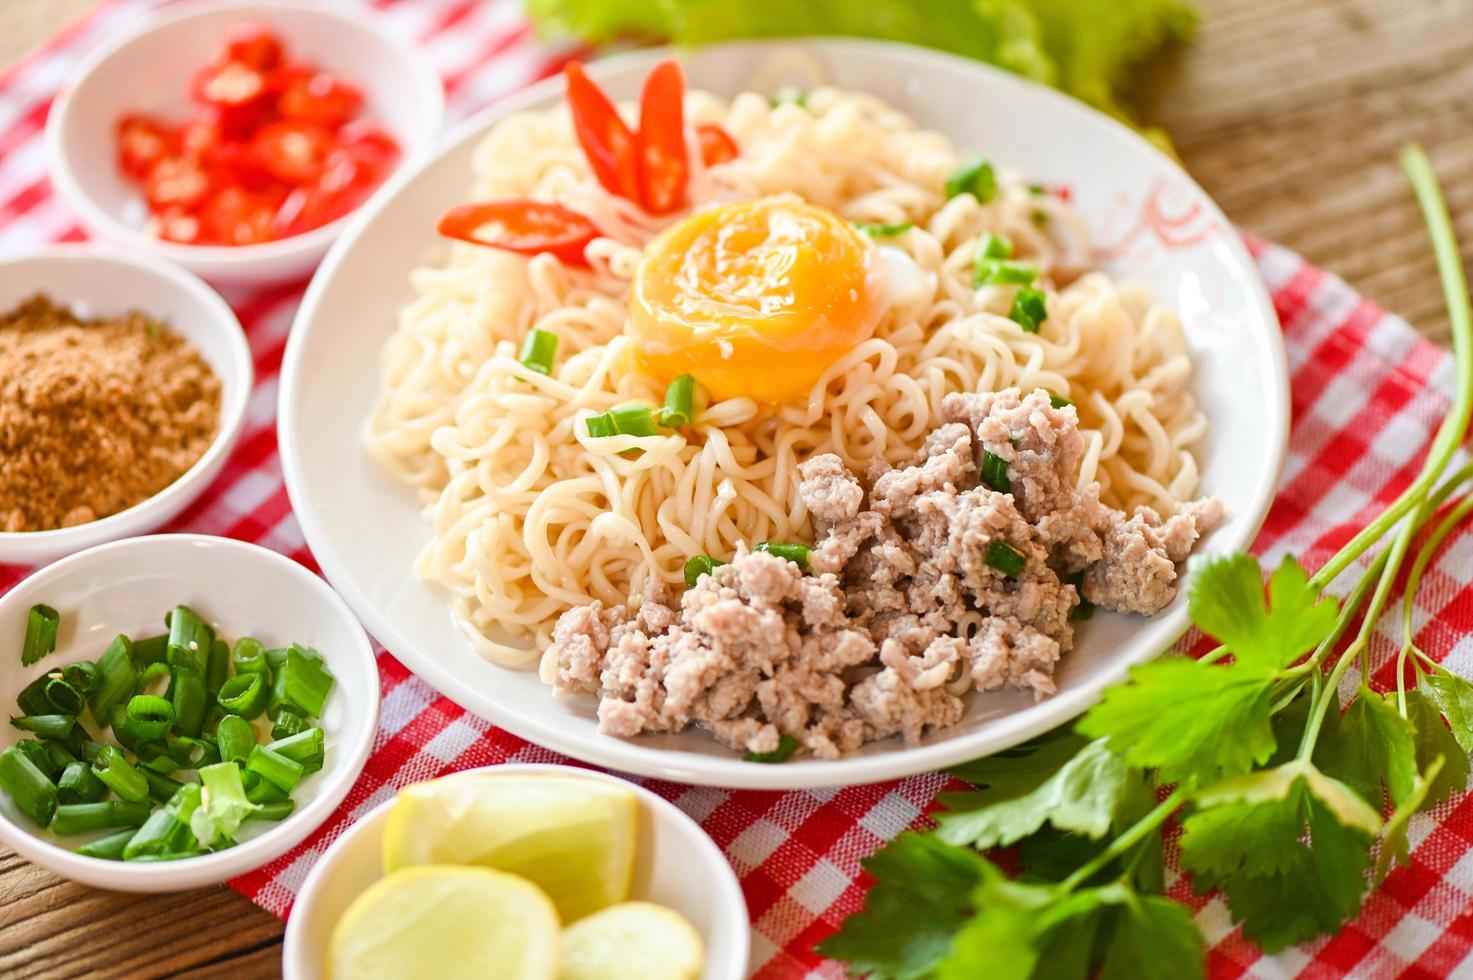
[
  {"xmin": 1418, "ymin": 664, "xmax": 1473, "ymax": 752},
  {"xmin": 1096, "ymin": 889, "xmax": 1205, "ymax": 980},
  {"xmin": 1376, "ymin": 755, "xmax": 1446, "ymax": 882},
  {"xmin": 939, "ymin": 733, "xmax": 1138, "ymax": 848},
  {"xmin": 1077, "ymin": 655, "xmax": 1278, "ymax": 786},
  {"xmin": 814, "ymin": 832, "xmax": 988, "ymax": 979},
  {"xmin": 1180, "ymin": 761, "xmax": 1380, "ymax": 951},
  {"xmin": 1187, "ymin": 554, "xmax": 1338, "ymax": 669},
  {"xmin": 1317, "ymin": 688, "xmax": 1417, "ymax": 808},
  {"xmin": 1405, "ymin": 687, "xmax": 1471, "ymax": 807}
]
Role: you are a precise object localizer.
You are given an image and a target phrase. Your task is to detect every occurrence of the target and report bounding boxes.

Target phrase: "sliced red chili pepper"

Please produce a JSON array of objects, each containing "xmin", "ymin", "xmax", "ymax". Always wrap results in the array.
[
  {"xmin": 695, "ymin": 122, "xmax": 738, "ymax": 167},
  {"xmin": 199, "ymin": 186, "xmax": 280, "ymax": 246},
  {"xmin": 250, "ymin": 120, "xmax": 336, "ymax": 184},
  {"xmin": 277, "ymin": 71, "xmax": 364, "ymax": 130},
  {"xmin": 634, "ymin": 59, "xmax": 689, "ymax": 214},
  {"xmin": 191, "ymin": 59, "xmax": 267, "ymax": 108},
  {"xmin": 437, "ymin": 199, "xmax": 600, "ymax": 267},
  {"xmin": 116, "ymin": 114, "xmax": 177, "ymax": 181},
  {"xmin": 222, "ymin": 23, "xmax": 284, "ymax": 72},
  {"xmin": 564, "ymin": 62, "xmax": 639, "ymax": 202},
  {"xmin": 338, "ymin": 120, "xmax": 400, "ymax": 172},
  {"xmin": 144, "ymin": 205, "xmax": 202, "ymax": 244},
  {"xmin": 145, "ymin": 157, "xmax": 211, "ymax": 210}
]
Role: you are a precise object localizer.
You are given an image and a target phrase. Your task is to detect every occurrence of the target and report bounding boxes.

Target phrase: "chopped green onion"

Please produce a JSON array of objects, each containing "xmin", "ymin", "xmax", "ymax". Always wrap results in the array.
[
  {"xmin": 683, "ymin": 555, "xmax": 725, "ymax": 589},
  {"xmin": 771, "ymin": 87, "xmax": 807, "ymax": 108},
  {"xmin": 269, "ymin": 645, "xmax": 334, "ymax": 719},
  {"xmin": 129, "ymin": 634, "xmax": 168, "ymax": 668},
  {"xmin": 51, "ymin": 800, "xmax": 151, "ymax": 836},
  {"xmin": 123, "ymin": 694, "xmax": 174, "ymax": 742},
  {"xmin": 984, "ymin": 539, "xmax": 1027, "ymax": 577},
  {"xmin": 658, "ymin": 374, "xmax": 698, "ymax": 427},
  {"xmin": 264, "ymin": 646, "xmax": 291, "ymax": 673},
  {"xmin": 44, "ymin": 740, "xmax": 77, "ymax": 770},
  {"xmin": 853, "ymin": 221, "xmax": 914, "ymax": 237},
  {"xmin": 89, "ymin": 635, "xmax": 137, "ymax": 723},
  {"xmin": 517, "ymin": 328, "xmax": 559, "ymax": 376},
  {"xmin": 945, "ymin": 158, "xmax": 997, "ymax": 203},
  {"xmin": 216, "ymin": 715, "xmax": 256, "ymax": 766},
  {"xmin": 1048, "ymin": 391, "xmax": 1073, "ymax": 409},
  {"xmin": 202, "ymin": 704, "xmax": 227, "ymax": 738},
  {"xmin": 169, "ymin": 736, "xmax": 219, "ymax": 769},
  {"xmin": 141, "ymin": 749, "xmax": 181, "ymax": 775},
  {"xmin": 91, "ymin": 745, "xmax": 148, "ymax": 804},
  {"xmin": 20, "ymin": 604, "xmax": 59, "ymax": 666},
  {"xmin": 10, "ymin": 714, "xmax": 75, "ymax": 739},
  {"xmin": 60, "ymin": 661, "xmax": 98, "ymax": 695},
  {"xmin": 138, "ymin": 660, "xmax": 171, "ymax": 691},
  {"xmin": 270, "ymin": 708, "xmax": 309, "ymax": 740},
  {"xmin": 190, "ymin": 762, "xmax": 257, "ymax": 848},
  {"xmin": 0, "ymin": 747, "xmax": 58, "ymax": 826},
  {"xmin": 1009, "ymin": 286, "xmax": 1048, "ymax": 334},
  {"xmin": 584, "ymin": 413, "xmax": 615, "ymax": 438},
  {"xmin": 206, "ymin": 638, "xmax": 231, "ymax": 696},
  {"xmin": 142, "ymin": 768, "xmax": 185, "ymax": 805},
  {"xmin": 977, "ymin": 232, "xmax": 1012, "ymax": 260},
  {"xmin": 754, "ymin": 542, "xmax": 811, "ymax": 570},
  {"xmin": 74, "ymin": 828, "xmax": 136, "ymax": 860},
  {"xmin": 243, "ymin": 770, "xmax": 288, "ymax": 805},
  {"xmin": 232, "ymin": 637, "xmax": 270, "ymax": 678},
  {"xmin": 41, "ymin": 677, "xmax": 83, "ymax": 715},
  {"xmin": 58, "ymin": 760, "xmax": 107, "ymax": 805},
  {"xmin": 165, "ymin": 605, "xmax": 213, "ymax": 674},
  {"xmin": 170, "ymin": 666, "xmax": 207, "ymax": 737},
  {"xmin": 268, "ymin": 727, "xmax": 324, "ymax": 774},
  {"xmin": 16, "ymin": 674, "xmax": 53, "ymax": 716},
  {"xmin": 249, "ymin": 799, "xmax": 295, "ymax": 822},
  {"xmin": 586, "ymin": 404, "xmax": 659, "ymax": 439},
  {"xmin": 974, "ymin": 257, "xmax": 1038, "ymax": 288},
  {"xmin": 743, "ymin": 734, "xmax": 799, "ymax": 763},
  {"xmin": 246, "ymin": 745, "xmax": 304, "ymax": 793},
  {"xmin": 105, "ymin": 704, "xmax": 154, "ymax": 756},
  {"xmin": 217, "ymin": 671, "xmax": 268, "ymax": 719},
  {"xmin": 980, "ymin": 450, "xmax": 1011, "ymax": 493},
  {"xmin": 1028, "ymin": 183, "xmax": 1047, "ymax": 196},
  {"xmin": 13, "ymin": 739, "xmax": 57, "ymax": 779},
  {"xmin": 124, "ymin": 784, "xmax": 200, "ymax": 861}
]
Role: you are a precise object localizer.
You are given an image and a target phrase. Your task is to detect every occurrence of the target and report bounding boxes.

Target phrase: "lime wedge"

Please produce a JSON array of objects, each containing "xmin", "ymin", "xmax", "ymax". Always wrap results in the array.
[
  {"xmin": 559, "ymin": 901, "xmax": 705, "ymax": 980},
  {"xmin": 329, "ymin": 865, "xmax": 559, "ymax": 980},
  {"xmin": 382, "ymin": 772, "xmax": 638, "ymax": 922}
]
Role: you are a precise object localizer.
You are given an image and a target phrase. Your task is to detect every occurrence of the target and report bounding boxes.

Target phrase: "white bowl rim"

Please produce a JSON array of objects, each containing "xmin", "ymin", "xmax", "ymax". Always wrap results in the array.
[
  {"xmin": 0, "ymin": 533, "xmax": 381, "ymax": 891},
  {"xmin": 42, "ymin": 0, "xmax": 446, "ymax": 274},
  {"xmin": 279, "ymin": 37, "xmax": 1290, "ymax": 789},
  {"xmin": 281, "ymin": 762, "xmax": 751, "ymax": 980},
  {"xmin": 0, "ymin": 243, "xmax": 253, "ymax": 560}
]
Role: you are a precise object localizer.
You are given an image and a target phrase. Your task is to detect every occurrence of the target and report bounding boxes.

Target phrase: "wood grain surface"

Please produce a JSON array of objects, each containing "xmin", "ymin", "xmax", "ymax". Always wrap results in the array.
[{"xmin": 1, "ymin": 0, "xmax": 1472, "ymax": 977}]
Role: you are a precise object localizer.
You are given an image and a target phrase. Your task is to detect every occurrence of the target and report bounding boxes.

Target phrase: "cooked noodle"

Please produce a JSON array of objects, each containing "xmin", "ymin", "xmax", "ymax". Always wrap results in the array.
[{"xmin": 364, "ymin": 87, "xmax": 1208, "ymax": 669}]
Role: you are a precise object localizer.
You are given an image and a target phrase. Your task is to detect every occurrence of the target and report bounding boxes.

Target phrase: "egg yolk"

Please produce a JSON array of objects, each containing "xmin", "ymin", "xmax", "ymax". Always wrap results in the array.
[{"xmin": 627, "ymin": 196, "xmax": 883, "ymax": 406}]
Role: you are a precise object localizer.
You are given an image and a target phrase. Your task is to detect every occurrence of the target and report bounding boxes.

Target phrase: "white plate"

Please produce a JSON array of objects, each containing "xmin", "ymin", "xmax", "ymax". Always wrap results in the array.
[
  {"xmin": 279, "ymin": 40, "xmax": 1289, "ymax": 789},
  {"xmin": 0, "ymin": 535, "xmax": 379, "ymax": 891},
  {"xmin": 281, "ymin": 764, "xmax": 749, "ymax": 980},
  {"xmin": 0, "ymin": 245, "xmax": 251, "ymax": 567}
]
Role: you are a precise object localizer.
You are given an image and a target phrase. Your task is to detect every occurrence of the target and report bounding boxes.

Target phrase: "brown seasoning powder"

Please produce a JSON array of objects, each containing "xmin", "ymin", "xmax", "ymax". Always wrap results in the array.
[{"xmin": 0, "ymin": 295, "xmax": 221, "ymax": 532}]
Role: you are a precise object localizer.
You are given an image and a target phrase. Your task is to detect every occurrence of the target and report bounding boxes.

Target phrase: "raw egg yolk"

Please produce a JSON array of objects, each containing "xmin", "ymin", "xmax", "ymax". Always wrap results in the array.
[{"xmin": 627, "ymin": 196, "xmax": 883, "ymax": 406}]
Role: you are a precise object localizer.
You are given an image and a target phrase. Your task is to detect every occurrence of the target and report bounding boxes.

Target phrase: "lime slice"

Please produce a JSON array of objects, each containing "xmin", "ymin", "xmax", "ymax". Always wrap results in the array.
[
  {"xmin": 559, "ymin": 901, "xmax": 705, "ymax": 980},
  {"xmin": 382, "ymin": 772, "xmax": 638, "ymax": 922},
  {"xmin": 329, "ymin": 865, "xmax": 559, "ymax": 980}
]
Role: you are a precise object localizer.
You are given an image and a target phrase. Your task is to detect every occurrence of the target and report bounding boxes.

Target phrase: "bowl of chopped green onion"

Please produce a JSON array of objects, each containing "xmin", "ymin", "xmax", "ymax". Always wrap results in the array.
[{"xmin": 0, "ymin": 534, "xmax": 378, "ymax": 891}]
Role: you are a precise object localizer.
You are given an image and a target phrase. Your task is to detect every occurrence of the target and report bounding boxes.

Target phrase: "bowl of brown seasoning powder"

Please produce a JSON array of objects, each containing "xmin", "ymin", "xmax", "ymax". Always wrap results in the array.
[{"xmin": 0, "ymin": 246, "xmax": 251, "ymax": 566}]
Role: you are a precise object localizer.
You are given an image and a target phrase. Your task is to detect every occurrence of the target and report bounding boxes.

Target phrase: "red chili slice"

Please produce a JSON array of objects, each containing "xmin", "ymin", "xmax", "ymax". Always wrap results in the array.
[
  {"xmin": 250, "ymin": 121, "xmax": 336, "ymax": 184},
  {"xmin": 277, "ymin": 71, "xmax": 364, "ymax": 130},
  {"xmin": 199, "ymin": 187, "xmax": 281, "ymax": 246},
  {"xmin": 564, "ymin": 62, "xmax": 639, "ymax": 202},
  {"xmin": 145, "ymin": 157, "xmax": 211, "ymax": 210},
  {"xmin": 116, "ymin": 114, "xmax": 177, "ymax": 181},
  {"xmin": 695, "ymin": 122, "xmax": 738, "ymax": 167},
  {"xmin": 222, "ymin": 23, "xmax": 285, "ymax": 72},
  {"xmin": 634, "ymin": 59, "xmax": 688, "ymax": 214},
  {"xmin": 191, "ymin": 59, "xmax": 267, "ymax": 108},
  {"xmin": 437, "ymin": 200, "xmax": 600, "ymax": 267}
]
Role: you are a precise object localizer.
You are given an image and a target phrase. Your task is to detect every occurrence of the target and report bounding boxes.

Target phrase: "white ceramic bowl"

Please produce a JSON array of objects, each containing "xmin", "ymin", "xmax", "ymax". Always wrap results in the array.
[
  {"xmin": 282, "ymin": 764, "xmax": 749, "ymax": 980},
  {"xmin": 45, "ymin": 0, "xmax": 444, "ymax": 285},
  {"xmin": 0, "ymin": 245, "xmax": 251, "ymax": 567},
  {"xmin": 0, "ymin": 534, "xmax": 379, "ymax": 892},
  {"xmin": 278, "ymin": 40, "xmax": 1290, "ymax": 789}
]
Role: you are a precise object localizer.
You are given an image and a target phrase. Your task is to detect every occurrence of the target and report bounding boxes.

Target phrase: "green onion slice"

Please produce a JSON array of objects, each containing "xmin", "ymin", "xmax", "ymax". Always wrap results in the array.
[
  {"xmin": 1048, "ymin": 391, "xmax": 1073, "ymax": 409},
  {"xmin": 43, "ymin": 678, "xmax": 84, "ymax": 715},
  {"xmin": 61, "ymin": 661, "xmax": 99, "ymax": 695},
  {"xmin": 945, "ymin": 158, "xmax": 997, "ymax": 203},
  {"xmin": 980, "ymin": 451, "xmax": 1011, "ymax": 494},
  {"xmin": 658, "ymin": 374, "xmax": 698, "ymax": 428},
  {"xmin": 743, "ymin": 734, "xmax": 799, "ymax": 763},
  {"xmin": 984, "ymin": 539, "xmax": 1027, "ymax": 577},
  {"xmin": 217, "ymin": 671, "xmax": 268, "ymax": 720},
  {"xmin": 977, "ymin": 232, "xmax": 1012, "ymax": 260},
  {"xmin": 974, "ymin": 257, "xmax": 1038, "ymax": 288},
  {"xmin": 853, "ymin": 221, "xmax": 914, "ymax": 237},
  {"xmin": 10, "ymin": 714, "xmax": 75, "ymax": 739},
  {"xmin": 683, "ymin": 555, "xmax": 726, "ymax": 589},
  {"xmin": 517, "ymin": 328, "xmax": 558, "ymax": 376},
  {"xmin": 754, "ymin": 542, "xmax": 811, "ymax": 570},
  {"xmin": 0, "ymin": 748, "xmax": 57, "ymax": 827},
  {"xmin": 91, "ymin": 745, "xmax": 149, "ymax": 804},
  {"xmin": 123, "ymin": 694, "xmax": 174, "ymax": 742},
  {"xmin": 20, "ymin": 604, "xmax": 59, "ymax": 667},
  {"xmin": 1009, "ymin": 286, "xmax": 1048, "ymax": 334}
]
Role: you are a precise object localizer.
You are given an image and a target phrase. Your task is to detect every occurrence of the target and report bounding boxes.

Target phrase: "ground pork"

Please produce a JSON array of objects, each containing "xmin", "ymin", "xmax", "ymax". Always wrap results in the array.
[{"xmin": 546, "ymin": 387, "xmax": 1224, "ymax": 757}]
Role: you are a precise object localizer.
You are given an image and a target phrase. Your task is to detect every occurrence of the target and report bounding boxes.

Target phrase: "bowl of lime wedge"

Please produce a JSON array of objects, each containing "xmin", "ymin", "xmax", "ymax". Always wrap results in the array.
[{"xmin": 282, "ymin": 764, "xmax": 749, "ymax": 980}]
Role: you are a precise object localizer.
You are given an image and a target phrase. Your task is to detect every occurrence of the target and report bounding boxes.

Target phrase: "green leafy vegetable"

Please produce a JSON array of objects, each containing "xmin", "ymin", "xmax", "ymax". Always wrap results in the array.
[
  {"xmin": 1186, "ymin": 554, "xmax": 1338, "ymax": 670},
  {"xmin": 1316, "ymin": 689, "xmax": 1416, "ymax": 808}
]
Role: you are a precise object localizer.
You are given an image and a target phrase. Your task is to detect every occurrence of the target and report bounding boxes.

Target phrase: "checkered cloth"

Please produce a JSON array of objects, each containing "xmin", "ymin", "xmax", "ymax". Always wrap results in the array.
[{"xmin": 3, "ymin": 1, "xmax": 1472, "ymax": 976}]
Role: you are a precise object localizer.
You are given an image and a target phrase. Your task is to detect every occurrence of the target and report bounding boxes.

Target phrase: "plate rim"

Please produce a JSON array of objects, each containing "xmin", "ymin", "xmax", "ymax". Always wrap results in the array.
[{"xmin": 278, "ymin": 37, "xmax": 1290, "ymax": 789}]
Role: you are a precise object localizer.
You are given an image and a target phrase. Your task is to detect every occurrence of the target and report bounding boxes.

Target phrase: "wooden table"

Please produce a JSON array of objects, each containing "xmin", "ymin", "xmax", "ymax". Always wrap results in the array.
[{"xmin": 2, "ymin": 0, "xmax": 1471, "ymax": 976}]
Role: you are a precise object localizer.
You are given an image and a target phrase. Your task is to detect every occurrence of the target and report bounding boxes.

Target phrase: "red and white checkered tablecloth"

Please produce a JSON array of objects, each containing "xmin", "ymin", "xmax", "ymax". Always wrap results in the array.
[{"xmin": 4, "ymin": 1, "xmax": 1473, "ymax": 976}]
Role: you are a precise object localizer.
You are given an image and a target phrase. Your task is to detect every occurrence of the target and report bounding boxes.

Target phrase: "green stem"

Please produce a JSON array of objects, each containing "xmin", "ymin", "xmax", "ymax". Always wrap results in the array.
[
  {"xmin": 1060, "ymin": 787, "xmax": 1186, "ymax": 892},
  {"xmin": 1394, "ymin": 490, "xmax": 1473, "ymax": 713}
]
